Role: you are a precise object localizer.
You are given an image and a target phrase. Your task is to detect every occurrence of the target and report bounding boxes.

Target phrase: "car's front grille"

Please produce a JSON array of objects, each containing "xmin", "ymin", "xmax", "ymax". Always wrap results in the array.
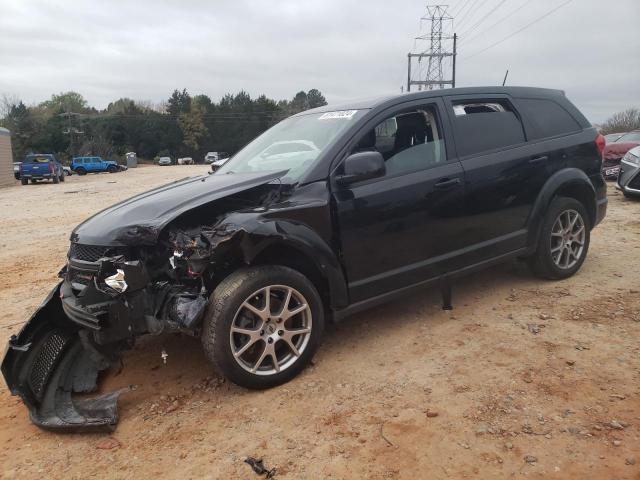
[{"xmin": 68, "ymin": 243, "xmax": 114, "ymax": 262}]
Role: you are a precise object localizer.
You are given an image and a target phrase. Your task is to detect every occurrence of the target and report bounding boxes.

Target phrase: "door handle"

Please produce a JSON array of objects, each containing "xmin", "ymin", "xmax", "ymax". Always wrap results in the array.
[
  {"xmin": 434, "ymin": 177, "xmax": 461, "ymax": 189},
  {"xmin": 529, "ymin": 155, "xmax": 548, "ymax": 164}
]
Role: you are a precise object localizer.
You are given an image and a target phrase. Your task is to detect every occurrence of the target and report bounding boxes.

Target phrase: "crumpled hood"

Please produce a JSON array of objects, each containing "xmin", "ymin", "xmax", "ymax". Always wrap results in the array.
[
  {"xmin": 603, "ymin": 142, "xmax": 640, "ymax": 160},
  {"xmin": 71, "ymin": 170, "xmax": 287, "ymax": 246}
]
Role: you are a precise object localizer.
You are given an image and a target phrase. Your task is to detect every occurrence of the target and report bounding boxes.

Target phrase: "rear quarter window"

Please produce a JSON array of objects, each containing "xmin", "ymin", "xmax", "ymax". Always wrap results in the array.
[
  {"xmin": 516, "ymin": 98, "xmax": 581, "ymax": 140},
  {"xmin": 451, "ymin": 99, "xmax": 526, "ymax": 157}
]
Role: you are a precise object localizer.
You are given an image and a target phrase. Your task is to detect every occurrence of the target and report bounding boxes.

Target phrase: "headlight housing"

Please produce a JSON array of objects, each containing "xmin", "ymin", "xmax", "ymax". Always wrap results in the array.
[
  {"xmin": 105, "ymin": 269, "xmax": 128, "ymax": 293},
  {"xmin": 622, "ymin": 151, "xmax": 640, "ymax": 166}
]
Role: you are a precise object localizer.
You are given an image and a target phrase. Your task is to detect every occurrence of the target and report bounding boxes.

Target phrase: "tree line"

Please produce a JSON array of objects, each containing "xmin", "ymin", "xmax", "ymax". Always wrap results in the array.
[{"xmin": 0, "ymin": 88, "xmax": 327, "ymax": 163}]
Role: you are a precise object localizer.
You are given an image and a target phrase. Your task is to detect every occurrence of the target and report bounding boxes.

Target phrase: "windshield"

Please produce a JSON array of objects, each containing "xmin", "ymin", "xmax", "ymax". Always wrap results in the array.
[
  {"xmin": 616, "ymin": 132, "xmax": 640, "ymax": 143},
  {"xmin": 216, "ymin": 110, "xmax": 364, "ymax": 181}
]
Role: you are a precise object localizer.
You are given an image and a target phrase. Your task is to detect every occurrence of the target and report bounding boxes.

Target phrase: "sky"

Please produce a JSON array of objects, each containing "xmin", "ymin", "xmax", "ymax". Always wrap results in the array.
[{"xmin": 0, "ymin": 0, "xmax": 638, "ymax": 123}]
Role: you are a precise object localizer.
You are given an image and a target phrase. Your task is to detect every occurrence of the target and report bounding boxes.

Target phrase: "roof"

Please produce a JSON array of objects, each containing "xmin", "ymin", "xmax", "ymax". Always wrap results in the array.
[
  {"xmin": 0, "ymin": 127, "xmax": 10, "ymax": 136},
  {"xmin": 297, "ymin": 86, "xmax": 565, "ymax": 116}
]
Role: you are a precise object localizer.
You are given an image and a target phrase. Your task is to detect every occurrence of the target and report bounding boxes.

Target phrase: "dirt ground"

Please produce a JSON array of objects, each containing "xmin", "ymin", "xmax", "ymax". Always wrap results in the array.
[{"xmin": 0, "ymin": 166, "xmax": 638, "ymax": 479}]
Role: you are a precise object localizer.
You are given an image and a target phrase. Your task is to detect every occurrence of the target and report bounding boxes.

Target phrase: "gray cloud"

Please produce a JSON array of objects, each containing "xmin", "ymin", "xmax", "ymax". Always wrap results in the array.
[{"xmin": 0, "ymin": 0, "xmax": 638, "ymax": 122}]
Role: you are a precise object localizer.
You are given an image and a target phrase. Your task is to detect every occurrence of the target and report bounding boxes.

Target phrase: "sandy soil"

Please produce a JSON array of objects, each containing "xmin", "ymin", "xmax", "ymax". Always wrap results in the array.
[{"xmin": 0, "ymin": 166, "xmax": 638, "ymax": 479}]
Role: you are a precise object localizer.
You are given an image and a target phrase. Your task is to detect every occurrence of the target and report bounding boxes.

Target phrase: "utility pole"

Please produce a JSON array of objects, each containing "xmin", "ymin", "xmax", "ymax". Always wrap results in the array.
[{"xmin": 407, "ymin": 4, "xmax": 456, "ymax": 92}]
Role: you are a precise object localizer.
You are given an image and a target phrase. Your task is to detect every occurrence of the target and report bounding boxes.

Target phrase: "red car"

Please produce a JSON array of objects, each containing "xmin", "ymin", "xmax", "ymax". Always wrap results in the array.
[{"xmin": 602, "ymin": 130, "xmax": 640, "ymax": 179}]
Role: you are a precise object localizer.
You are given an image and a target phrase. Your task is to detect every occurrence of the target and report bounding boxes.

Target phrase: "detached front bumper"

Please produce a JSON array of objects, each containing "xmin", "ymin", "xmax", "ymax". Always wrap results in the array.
[{"xmin": 1, "ymin": 283, "xmax": 124, "ymax": 431}]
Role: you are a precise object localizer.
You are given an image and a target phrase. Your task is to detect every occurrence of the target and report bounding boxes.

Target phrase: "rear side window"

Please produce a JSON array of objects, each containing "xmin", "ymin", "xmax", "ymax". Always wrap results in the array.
[
  {"xmin": 451, "ymin": 99, "xmax": 525, "ymax": 157},
  {"xmin": 517, "ymin": 98, "xmax": 581, "ymax": 140}
]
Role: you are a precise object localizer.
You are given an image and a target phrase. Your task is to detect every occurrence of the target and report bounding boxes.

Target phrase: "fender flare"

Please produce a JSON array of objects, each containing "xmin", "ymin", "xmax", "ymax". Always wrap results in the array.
[
  {"xmin": 526, "ymin": 168, "xmax": 596, "ymax": 248},
  {"xmin": 225, "ymin": 217, "xmax": 349, "ymax": 309}
]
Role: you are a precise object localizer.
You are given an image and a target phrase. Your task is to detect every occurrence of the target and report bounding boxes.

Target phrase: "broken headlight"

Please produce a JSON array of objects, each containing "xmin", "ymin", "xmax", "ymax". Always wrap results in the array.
[{"xmin": 104, "ymin": 269, "xmax": 128, "ymax": 293}]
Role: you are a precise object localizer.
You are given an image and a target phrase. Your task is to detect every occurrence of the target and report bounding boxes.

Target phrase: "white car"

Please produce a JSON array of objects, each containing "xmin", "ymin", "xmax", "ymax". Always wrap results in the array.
[
  {"xmin": 158, "ymin": 157, "xmax": 173, "ymax": 166},
  {"xmin": 177, "ymin": 157, "xmax": 194, "ymax": 165}
]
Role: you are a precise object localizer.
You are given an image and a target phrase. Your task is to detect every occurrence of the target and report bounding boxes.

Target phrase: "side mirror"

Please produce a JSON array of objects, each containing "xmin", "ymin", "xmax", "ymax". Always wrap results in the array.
[{"xmin": 336, "ymin": 151, "xmax": 385, "ymax": 186}]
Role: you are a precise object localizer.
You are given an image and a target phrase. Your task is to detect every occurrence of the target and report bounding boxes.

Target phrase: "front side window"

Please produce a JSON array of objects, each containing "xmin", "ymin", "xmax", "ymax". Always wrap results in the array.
[
  {"xmin": 452, "ymin": 99, "xmax": 525, "ymax": 157},
  {"xmin": 352, "ymin": 105, "xmax": 446, "ymax": 177},
  {"xmin": 217, "ymin": 110, "xmax": 365, "ymax": 182}
]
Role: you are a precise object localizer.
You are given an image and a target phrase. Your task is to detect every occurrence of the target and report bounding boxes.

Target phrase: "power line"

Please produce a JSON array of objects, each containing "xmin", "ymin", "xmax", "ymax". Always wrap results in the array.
[
  {"xmin": 460, "ymin": 0, "xmax": 530, "ymax": 45},
  {"xmin": 459, "ymin": 0, "xmax": 508, "ymax": 37},
  {"xmin": 451, "ymin": 0, "xmax": 472, "ymax": 18},
  {"xmin": 463, "ymin": 0, "xmax": 573, "ymax": 59},
  {"xmin": 455, "ymin": 0, "xmax": 482, "ymax": 31}
]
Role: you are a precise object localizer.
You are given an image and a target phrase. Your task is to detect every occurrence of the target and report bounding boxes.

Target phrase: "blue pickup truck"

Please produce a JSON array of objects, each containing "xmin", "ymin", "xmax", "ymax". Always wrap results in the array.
[
  {"xmin": 71, "ymin": 156, "xmax": 122, "ymax": 175},
  {"xmin": 19, "ymin": 154, "xmax": 65, "ymax": 185}
]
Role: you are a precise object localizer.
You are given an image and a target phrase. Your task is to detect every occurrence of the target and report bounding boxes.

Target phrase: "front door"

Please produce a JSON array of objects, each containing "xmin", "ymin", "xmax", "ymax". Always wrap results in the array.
[{"xmin": 333, "ymin": 101, "xmax": 468, "ymax": 303}]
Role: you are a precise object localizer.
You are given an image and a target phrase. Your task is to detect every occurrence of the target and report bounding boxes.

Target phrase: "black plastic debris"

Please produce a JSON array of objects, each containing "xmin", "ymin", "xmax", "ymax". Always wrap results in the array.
[{"xmin": 244, "ymin": 457, "xmax": 277, "ymax": 478}]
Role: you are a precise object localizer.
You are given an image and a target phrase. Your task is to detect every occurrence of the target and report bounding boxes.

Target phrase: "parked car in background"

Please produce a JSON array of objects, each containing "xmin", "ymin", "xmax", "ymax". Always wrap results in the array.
[
  {"xmin": 1, "ymin": 87, "xmax": 608, "ymax": 431},
  {"xmin": 605, "ymin": 132, "xmax": 625, "ymax": 143},
  {"xmin": 13, "ymin": 162, "xmax": 21, "ymax": 179},
  {"xmin": 158, "ymin": 156, "xmax": 173, "ymax": 166},
  {"xmin": 177, "ymin": 157, "xmax": 194, "ymax": 165},
  {"xmin": 601, "ymin": 131, "xmax": 640, "ymax": 179},
  {"xmin": 210, "ymin": 156, "xmax": 230, "ymax": 172},
  {"xmin": 616, "ymin": 145, "xmax": 640, "ymax": 198},
  {"xmin": 204, "ymin": 151, "xmax": 228, "ymax": 164},
  {"xmin": 18, "ymin": 154, "xmax": 65, "ymax": 185},
  {"xmin": 71, "ymin": 156, "xmax": 121, "ymax": 175},
  {"xmin": 62, "ymin": 166, "xmax": 73, "ymax": 176}
]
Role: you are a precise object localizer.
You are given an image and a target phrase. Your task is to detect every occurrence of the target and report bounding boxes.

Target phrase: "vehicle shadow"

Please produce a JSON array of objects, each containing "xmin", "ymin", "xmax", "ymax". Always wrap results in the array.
[{"xmin": 103, "ymin": 258, "xmax": 539, "ymax": 409}]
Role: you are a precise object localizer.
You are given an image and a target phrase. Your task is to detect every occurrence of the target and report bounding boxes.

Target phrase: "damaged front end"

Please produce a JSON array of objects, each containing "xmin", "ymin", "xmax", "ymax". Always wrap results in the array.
[{"xmin": 1, "ymin": 283, "xmax": 127, "ymax": 431}]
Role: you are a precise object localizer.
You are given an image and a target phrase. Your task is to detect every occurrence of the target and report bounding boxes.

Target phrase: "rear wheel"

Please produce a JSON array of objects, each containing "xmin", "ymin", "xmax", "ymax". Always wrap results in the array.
[
  {"xmin": 529, "ymin": 197, "xmax": 590, "ymax": 280},
  {"xmin": 21, "ymin": 178, "xmax": 28, "ymax": 185},
  {"xmin": 76, "ymin": 168, "xmax": 86, "ymax": 176},
  {"xmin": 53, "ymin": 174, "xmax": 59, "ymax": 184},
  {"xmin": 59, "ymin": 172, "xmax": 65, "ymax": 182},
  {"xmin": 30, "ymin": 179, "xmax": 38, "ymax": 184},
  {"xmin": 202, "ymin": 266, "xmax": 324, "ymax": 389}
]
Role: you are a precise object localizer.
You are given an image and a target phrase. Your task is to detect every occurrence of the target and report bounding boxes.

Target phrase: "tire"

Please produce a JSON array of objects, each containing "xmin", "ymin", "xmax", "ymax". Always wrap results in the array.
[
  {"xmin": 59, "ymin": 173, "xmax": 65, "ymax": 182},
  {"xmin": 21, "ymin": 178, "xmax": 28, "ymax": 185},
  {"xmin": 529, "ymin": 196, "xmax": 591, "ymax": 280},
  {"xmin": 202, "ymin": 265, "xmax": 324, "ymax": 389},
  {"xmin": 76, "ymin": 168, "xmax": 87, "ymax": 176},
  {"xmin": 53, "ymin": 174, "xmax": 59, "ymax": 184},
  {"xmin": 107, "ymin": 165, "xmax": 117, "ymax": 173},
  {"xmin": 31, "ymin": 179, "xmax": 38, "ymax": 184}
]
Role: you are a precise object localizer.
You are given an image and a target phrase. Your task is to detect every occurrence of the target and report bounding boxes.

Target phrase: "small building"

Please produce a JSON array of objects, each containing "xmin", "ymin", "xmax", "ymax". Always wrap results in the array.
[{"xmin": 0, "ymin": 127, "xmax": 14, "ymax": 187}]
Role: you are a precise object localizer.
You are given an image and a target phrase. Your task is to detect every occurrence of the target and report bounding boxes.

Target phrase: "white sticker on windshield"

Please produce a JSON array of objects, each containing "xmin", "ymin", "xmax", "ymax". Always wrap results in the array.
[{"xmin": 318, "ymin": 110, "xmax": 358, "ymax": 120}]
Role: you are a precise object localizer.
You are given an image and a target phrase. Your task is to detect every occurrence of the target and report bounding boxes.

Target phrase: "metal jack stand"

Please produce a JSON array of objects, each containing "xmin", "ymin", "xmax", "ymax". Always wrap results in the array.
[{"xmin": 440, "ymin": 279, "xmax": 453, "ymax": 311}]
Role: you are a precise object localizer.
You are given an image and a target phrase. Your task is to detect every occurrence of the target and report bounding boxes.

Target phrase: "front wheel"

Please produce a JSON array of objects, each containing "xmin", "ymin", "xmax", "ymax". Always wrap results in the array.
[
  {"xmin": 76, "ymin": 168, "xmax": 87, "ymax": 176},
  {"xmin": 202, "ymin": 266, "xmax": 324, "ymax": 389},
  {"xmin": 528, "ymin": 197, "xmax": 590, "ymax": 280},
  {"xmin": 107, "ymin": 165, "xmax": 117, "ymax": 173}
]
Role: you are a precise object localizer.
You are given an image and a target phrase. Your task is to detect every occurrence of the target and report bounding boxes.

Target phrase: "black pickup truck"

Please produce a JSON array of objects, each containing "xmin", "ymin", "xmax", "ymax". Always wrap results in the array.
[{"xmin": 2, "ymin": 86, "xmax": 607, "ymax": 431}]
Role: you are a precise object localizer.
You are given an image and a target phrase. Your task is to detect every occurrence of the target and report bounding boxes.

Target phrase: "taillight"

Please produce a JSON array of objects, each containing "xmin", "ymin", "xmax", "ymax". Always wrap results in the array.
[{"xmin": 596, "ymin": 134, "xmax": 605, "ymax": 157}]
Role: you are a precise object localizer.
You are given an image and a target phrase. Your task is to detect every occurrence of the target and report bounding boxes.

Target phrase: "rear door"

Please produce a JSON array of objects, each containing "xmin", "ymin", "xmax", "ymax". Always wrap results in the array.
[
  {"xmin": 443, "ymin": 94, "xmax": 549, "ymax": 263},
  {"xmin": 333, "ymin": 99, "xmax": 469, "ymax": 302}
]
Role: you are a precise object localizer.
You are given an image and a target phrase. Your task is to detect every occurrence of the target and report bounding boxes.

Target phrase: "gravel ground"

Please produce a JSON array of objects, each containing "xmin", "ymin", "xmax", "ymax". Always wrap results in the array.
[{"xmin": 0, "ymin": 166, "xmax": 638, "ymax": 479}]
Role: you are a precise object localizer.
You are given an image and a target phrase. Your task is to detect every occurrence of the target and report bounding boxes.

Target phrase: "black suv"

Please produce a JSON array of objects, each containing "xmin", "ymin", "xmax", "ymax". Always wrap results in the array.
[{"xmin": 2, "ymin": 87, "xmax": 607, "ymax": 431}]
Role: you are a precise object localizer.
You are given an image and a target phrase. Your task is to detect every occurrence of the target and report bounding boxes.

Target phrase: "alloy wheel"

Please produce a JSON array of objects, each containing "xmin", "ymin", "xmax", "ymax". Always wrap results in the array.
[
  {"xmin": 229, "ymin": 285, "xmax": 312, "ymax": 376},
  {"xmin": 550, "ymin": 209, "xmax": 585, "ymax": 269}
]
